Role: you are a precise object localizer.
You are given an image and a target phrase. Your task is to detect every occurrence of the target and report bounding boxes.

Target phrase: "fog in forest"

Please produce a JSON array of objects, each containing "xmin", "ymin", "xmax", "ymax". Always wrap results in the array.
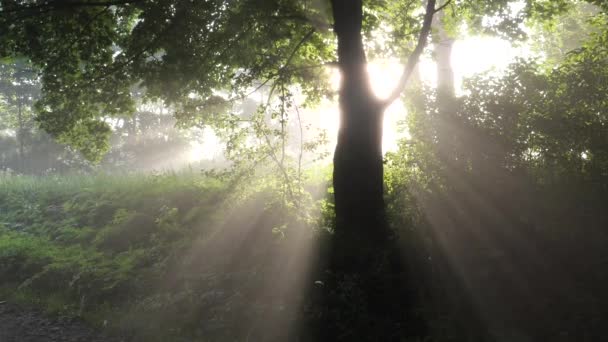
[{"xmin": 1, "ymin": 1, "xmax": 606, "ymax": 341}]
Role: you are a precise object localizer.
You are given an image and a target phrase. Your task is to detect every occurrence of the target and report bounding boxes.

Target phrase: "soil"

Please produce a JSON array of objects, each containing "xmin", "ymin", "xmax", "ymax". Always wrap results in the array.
[{"xmin": 0, "ymin": 301, "xmax": 122, "ymax": 342}]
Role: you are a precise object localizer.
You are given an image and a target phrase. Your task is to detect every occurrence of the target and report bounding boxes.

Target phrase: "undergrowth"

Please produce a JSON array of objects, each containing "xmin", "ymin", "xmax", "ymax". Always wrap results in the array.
[
  {"xmin": 0, "ymin": 171, "xmax": 331, "ymax": 341},
  {"xmin": 0, "ymin": 169, "xmax": 542, "ymax": 342}
]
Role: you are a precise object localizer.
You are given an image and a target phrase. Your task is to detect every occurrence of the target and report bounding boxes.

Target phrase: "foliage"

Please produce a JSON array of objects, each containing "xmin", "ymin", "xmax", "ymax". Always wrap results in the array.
[
  {"xmin": 0, "ymin": 0, "xmax": 572, "ymax": 161},
  {"xmin": 0, "ymin": 0, "xmax": 334, "ymax": 157},
  {"xmin": 528, "ymin": 1, "xmax": 602, "ymax": 65},
  {"xmin": 384, "ymin": 13, "xmax": 608, "ymax": 340},
  {"xmin": 0, "ymin": 170, "xmax": 337, "ymax": 341},
  {"xmin": 0, "ymin": 59, "xmax": 99, "ymax": 173},
  {"xmin": 443, "ymin": 0, "xmax": 572, "ymax": 40}
]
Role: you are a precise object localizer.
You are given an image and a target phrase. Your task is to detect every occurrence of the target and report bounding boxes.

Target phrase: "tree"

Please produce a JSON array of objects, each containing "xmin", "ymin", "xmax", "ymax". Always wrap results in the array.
[
  {"xmin": 0, "ymin": 0, "xmax": 586, "ymax": 338},
  {"xmin": 0, "ymin": 0, "xmax": 444, "ymax": 247},
  {"xmin": 329, "ymin": 0, "xmax": 439, "ymax": 254},
  {"xmin": 0, "ymin": 60, "xmax": 40, "ymax": 172}
]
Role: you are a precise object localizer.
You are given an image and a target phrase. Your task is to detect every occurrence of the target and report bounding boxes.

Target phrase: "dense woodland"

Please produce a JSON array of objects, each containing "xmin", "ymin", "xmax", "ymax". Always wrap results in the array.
[{"xmin": 1, "ymin": 0, "xmax": 608, "ymax": 341}]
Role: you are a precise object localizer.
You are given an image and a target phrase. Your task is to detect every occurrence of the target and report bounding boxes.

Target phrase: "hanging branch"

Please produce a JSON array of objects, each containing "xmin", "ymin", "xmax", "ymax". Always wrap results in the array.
[{"xmin": 238, "ymin": 28, "xmax": 316, "ymax": 101}]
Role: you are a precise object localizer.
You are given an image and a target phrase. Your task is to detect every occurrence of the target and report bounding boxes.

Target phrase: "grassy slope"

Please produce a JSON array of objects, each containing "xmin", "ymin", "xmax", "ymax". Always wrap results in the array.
[
  {"xmin": 5, "ymin": 169, "xmax": 606, "ymax": 341},
  {"xmin": 0, "ymin": 172, "xmax": 325, "ymax": 341}
]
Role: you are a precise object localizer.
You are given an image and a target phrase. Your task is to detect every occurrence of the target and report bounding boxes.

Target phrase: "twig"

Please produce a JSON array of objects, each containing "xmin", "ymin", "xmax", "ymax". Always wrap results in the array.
[
  {"xmin": 434, "ymin": 0, "xmax": 453, "ymax": 14},
  {"xmin": 235, "ymin": 28, "xmax": 316, "ymax": 101}
]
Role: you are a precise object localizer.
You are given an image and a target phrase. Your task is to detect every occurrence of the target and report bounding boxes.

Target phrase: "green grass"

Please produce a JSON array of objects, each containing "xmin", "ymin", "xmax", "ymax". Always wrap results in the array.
[{"xmin": 0, "ymin": 171, "xmax": 326, "ymax": 341}]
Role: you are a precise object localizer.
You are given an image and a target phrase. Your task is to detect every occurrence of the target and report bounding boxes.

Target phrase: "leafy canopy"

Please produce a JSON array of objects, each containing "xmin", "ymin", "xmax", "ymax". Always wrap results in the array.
[{"xmin": 0, "ymin": 0, "xmax": 587, "ymax": 159}]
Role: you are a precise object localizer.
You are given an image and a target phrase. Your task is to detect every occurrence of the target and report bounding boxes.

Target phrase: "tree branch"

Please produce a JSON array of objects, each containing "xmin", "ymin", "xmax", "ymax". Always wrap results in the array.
[
  {"xmin": 237, "ymin": 29, "xmax": 316, "ymax": 101},
  {"xmin": 381, "ymin": 0, "xmax": 449, "ymax": 109},
  {"xmin": 282, "ymin": 29, "xmax": 316, "ymax": 73},
  {"xmin": 268, "ymin": 14, "xmax": 331, "ymax": 31},
  {"xmin": 434, "ymin": 0, "xmax": 452, "ymax": 14}
]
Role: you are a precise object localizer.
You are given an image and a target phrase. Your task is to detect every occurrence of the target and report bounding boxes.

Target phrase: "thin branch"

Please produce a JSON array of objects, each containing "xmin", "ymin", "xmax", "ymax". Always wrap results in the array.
[
  {"xmin": 84, "ymin": 22, "xmax": 175, "ymax": 86},
  {"xmin": 234, "ymin": 28, "xmax": 316, "ymax": 101},
  {"xmin": 294, "ymin": 102, "xmax": 304, "ymax": 202},
  {"xmin": 262, "ymin": 28, "xmax": 315, "ymax": 103},
  {"xmin": 280, "ymin": 84, "xmax": 288, "ymax": 205},
  {"xmin": 381, "ymin": 0, "xmax": 441, "ymax": 108},
  {"xmin": 434, "ymin": 0, "xmax": 453, "ymax": 14},
  {"xmin": 248, "ymin": 30, "xmax": 317, "ymax": 205},
  {"xmin": 254, "ymin": 115, "xmax": 296, "ymax": 203},
  {"xmin": 282, "ymin": 29, "xmax": 316, "ymax": 73},
  {"xmin": 268, "ymin": 14, "xmax": 331, "ymax": 31}
]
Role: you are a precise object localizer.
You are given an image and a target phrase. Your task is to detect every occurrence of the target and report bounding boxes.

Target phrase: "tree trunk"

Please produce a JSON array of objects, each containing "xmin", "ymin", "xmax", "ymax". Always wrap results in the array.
[
  {"xmin": 433, "ymin": 6, "xmax": 462, "ymax": 178},
  {"xmin": 17, "ymin": 98, "xmax": 25, "ymax": 173},
  {"xmin": 331, "ymin": 0, "xmax": 388, "ymax": 254},
  {"xmin": 312, "ymin": 1, "xmax": 426, "ymax": 340},
  {"xmin": 434, "ymin": 7, "xmax": 455, "ymax": 97}
]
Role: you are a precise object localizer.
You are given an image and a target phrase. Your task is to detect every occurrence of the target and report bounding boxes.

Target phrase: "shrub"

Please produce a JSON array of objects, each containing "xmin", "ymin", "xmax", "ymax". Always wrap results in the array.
[{"xmin": 94, "ymin": 210, "xmax": 158, "ymax": 252}]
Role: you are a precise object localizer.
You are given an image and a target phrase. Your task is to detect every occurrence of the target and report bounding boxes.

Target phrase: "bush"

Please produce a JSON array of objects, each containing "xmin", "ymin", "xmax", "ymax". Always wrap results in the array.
[{"xmin": 94, "ymin": 210, "xmax": 157, "ymax": 252}]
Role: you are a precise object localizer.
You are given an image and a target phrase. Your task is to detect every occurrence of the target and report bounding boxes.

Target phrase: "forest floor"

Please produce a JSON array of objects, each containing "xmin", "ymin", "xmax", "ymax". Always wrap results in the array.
[{"xmin": 0, "ymin": 301, "xmax": 121, "ymax": 342}]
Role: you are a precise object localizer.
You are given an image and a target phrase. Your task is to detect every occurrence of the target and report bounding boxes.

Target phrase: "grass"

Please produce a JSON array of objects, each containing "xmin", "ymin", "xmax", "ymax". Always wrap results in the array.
[
  {"xmin": 6, "ymin": 168, "xmax": 589, "ymax": 341},
  {"xmin": 0, "ymin": 170, "xmax": 330, "ymax": 341}
]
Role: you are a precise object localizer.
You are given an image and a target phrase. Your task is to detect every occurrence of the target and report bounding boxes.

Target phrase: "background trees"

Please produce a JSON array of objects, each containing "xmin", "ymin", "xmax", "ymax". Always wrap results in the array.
[
  {"xmin": 0, "ymin": 61, "xmax": 39, "ymax": 172},
  {"xmin": 384, "ymin": 5, "xmax": 608, "ymax": 339}
]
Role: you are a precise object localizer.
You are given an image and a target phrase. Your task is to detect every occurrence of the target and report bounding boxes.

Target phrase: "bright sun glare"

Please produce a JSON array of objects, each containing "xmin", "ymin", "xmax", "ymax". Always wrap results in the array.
[
  {"xmin": 322, "ymin": 35, "xmax": 530, "ymax": 153},
  {"xmin": 189, "ymin": 35, "xmax": 530, "ymax": 162}
]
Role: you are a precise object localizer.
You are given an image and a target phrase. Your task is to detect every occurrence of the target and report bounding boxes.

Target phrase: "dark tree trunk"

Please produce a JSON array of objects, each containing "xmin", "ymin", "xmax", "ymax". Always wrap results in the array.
[
  {"xmin": 331, "ymin": 0, "xmax": 388, "ymax": 252},
  {"xmin": 311, "ymin": 1, "xmax": 427, "ymax": 340}
]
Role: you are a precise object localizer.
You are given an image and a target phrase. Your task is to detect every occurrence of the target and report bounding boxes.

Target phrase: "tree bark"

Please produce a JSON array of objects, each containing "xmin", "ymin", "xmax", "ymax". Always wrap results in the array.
[
  {"xmin": 331, "ymin": 0, "xmax": 388, "ymax": 250},
  {"xmin": 313, "ymin": 2, "xmax": 440, "ymax": 339},
  {"xmin": 315, "ymin": 2, "xmax": 426, "ymax": 340},
  {"xmin": 330, "ymin": 0, "xmax": 439, "ymax": 241}
]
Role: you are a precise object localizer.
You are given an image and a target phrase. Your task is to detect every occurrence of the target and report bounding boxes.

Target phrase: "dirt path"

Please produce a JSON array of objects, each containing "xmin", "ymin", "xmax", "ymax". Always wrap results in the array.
[{"xmin": 0, "ymin": 302, "xmax": 122, "ymax": 342}]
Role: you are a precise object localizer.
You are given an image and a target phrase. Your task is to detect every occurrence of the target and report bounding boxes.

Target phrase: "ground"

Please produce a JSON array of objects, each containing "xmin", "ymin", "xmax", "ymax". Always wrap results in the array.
[{"xmin": 0, "ymin": 302, "xmax": 121, "ymax": 342}]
